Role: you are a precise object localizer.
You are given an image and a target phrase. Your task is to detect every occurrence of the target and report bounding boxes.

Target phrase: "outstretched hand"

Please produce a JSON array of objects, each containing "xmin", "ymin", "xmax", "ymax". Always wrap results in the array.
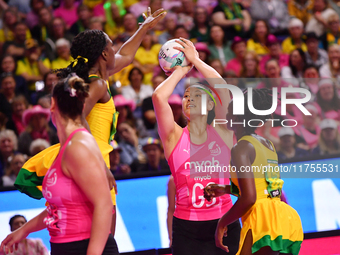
[
  {"xmin": 204, "ymin": 184, "xmax": 227, "ymax": 202},
  {"xmin": 140, "ymin": 7, "xmax": 167, "ymax": 30},
  {"xmin": 0, "ymin": 227, "xmax": 27, "ymax": 254},
  {"xmin": 173, "ymin": 38, "xmax": 200, "ymax": 65}
]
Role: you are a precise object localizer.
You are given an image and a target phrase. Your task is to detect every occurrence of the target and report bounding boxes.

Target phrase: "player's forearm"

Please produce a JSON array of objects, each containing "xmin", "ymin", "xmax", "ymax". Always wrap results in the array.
[
  {"xmin": 116, "ymin": 25, "xmax": 148, "ymax": 61},
  {"xmin": 218, "ymin": 197, "xmax": 254, "ymax": 227},
  {"xmin": 87, "ymin": 204, "xmax": 112, "ymax": 255},
  {"xmin": 192, "ymin": 58, "xmax": 223, "ymax": 79},
  {"xmin": 21, "ymin": 209, "xmax": 48, "ymax": 236},
  {"xmin": 153, "ymin": 69, "xmax": 185, "ymax": 100}
]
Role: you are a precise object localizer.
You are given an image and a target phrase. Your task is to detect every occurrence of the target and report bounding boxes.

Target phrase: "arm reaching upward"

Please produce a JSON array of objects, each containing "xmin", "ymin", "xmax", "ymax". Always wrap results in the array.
[{"xmin": 110, "ymin": 8, "xmax": 166, "ymax": 75}]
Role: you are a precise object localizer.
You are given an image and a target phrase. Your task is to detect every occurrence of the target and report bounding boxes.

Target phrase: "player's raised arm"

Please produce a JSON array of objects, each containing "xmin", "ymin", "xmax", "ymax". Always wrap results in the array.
[{"xmin": 174, "ymin": 38, "xmax": 231, "ymax": 124}]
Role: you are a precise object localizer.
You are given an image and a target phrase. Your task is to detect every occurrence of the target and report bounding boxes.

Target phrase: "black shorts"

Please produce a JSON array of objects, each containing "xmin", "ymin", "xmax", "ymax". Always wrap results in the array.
[
  {"xmin": 50, "ymin": 234, "xmax": 119, "ymax": 255},
  {"xmin": 172, "ymin": 216, "xmax": 241, "ymax": 255}
]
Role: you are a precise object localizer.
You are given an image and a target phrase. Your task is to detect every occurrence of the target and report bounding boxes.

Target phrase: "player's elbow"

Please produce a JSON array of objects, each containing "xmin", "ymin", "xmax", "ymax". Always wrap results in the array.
[
  {"xmin": 152, "ymin": 91, "xmax": 164, "ymax": 103},
  {"xmin": 240, "ymin": 192, "xmax": 256, "ymax": 210}
]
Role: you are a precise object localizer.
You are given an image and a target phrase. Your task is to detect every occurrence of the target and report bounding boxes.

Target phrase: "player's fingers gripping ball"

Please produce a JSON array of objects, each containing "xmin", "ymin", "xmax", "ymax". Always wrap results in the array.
[{"xmin": 158, "ymin": 39, "xmax": 193, "ymax": 74}]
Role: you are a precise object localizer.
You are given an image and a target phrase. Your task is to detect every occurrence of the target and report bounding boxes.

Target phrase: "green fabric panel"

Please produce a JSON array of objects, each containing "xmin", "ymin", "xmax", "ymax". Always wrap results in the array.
[
  {"xmin": 14, "ymin": 168, "xmax": 44, "ymax": 199},
  {"xmin": 252, "ymin": 235, "xmax": 302, "ymax": 255}
]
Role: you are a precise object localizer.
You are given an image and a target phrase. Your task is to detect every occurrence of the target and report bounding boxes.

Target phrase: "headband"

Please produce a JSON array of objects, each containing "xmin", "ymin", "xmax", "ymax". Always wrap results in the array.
[{"xmin": 189, "ymin": 84, "xmax": 217, "ymax": 105}]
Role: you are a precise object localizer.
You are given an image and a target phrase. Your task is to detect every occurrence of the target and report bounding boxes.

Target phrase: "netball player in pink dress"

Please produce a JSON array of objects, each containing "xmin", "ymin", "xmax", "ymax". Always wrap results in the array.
[
  {"xmin": 153, "ymin": 38, "xmax": 241, "ymax": 255},
  {"xmin": 0, "ymin": 76, "xmax": 118, "ymax": 255}
]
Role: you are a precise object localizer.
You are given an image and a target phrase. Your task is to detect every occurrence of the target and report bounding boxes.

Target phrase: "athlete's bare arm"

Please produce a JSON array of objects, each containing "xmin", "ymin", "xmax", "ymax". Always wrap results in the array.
[
  {"xmin": 109, "ymin": 8, "xmax": 166, "ymax": 76},
  {"xmin": 215, "ymin": 140, "xmax": 257, "ymax": 252}
]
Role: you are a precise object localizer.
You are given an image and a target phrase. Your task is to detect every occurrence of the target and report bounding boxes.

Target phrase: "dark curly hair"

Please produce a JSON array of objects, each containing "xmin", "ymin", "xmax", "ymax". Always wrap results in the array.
[{"xmin": 55, "ymin": 30, "xmax": 108, "ymax": 83}]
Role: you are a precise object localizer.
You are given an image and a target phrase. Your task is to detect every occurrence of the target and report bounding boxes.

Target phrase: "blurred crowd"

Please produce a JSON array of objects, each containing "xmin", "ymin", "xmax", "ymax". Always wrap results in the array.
[{"xmin": 1, "ymin": 0, "xmax": 340, "ymax": 187}]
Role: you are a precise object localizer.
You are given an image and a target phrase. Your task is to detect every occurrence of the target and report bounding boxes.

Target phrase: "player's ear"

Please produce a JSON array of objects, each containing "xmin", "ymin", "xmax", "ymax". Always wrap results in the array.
[{"xmin": 102, "ymin": 50, "xmax": 108, "ymax": 61}]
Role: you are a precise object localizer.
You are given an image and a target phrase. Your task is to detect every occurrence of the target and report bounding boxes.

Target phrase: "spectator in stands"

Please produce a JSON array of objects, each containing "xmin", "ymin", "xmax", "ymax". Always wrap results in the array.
[
  {"xmin": 129, "ymin": 0, "xmax": 150, "ymax": 18},
  {"xmin": 320, "ymin": 44, "xmax": 340, "ymax": 81},
  {"xmin": 2, "ymin": 153, "xmax": 26, "ymax": 186},
  {"xmin": 122, "ymin": 13, "xmax": 139, "ymax": 39},
  {"xmin": 316, "ymin": 78, "xmax": 340, "ymax": 120},
  {"xmin": 320, "ymin": 13, "xmax": 340, "ymax": 50},
  {"xmin": 142, "ymin": 75, "xmax": 166, "ymax": 137},
  {"xmin": 225, "ymin": 36, "xmax": 246, "ymax": 76},
  {"xmin": 282, "ymin": 49, "xmax": 307, "ymax": 88},
  {"xmin": 137, "ymin": 0, "xmax": 163, "ymax": 23},
  {"xmin": 6, "ymin": 0, "xmax": 52, "ymax": 17},
  {"xmin": 18, "ymin": 105, "xmax": 58, "ymax": 155},
  {"xmin": 0, "ymin": 8, "xmax": 31, "ymax": 46},
  {"xmin": 238, "ymin": 51, "xmax": 263, "ymax": 89},
  {"xmin": 16, "ymin": 39, "xmax": 50, "ymax": 95},
  {"xmin": 69, "ymin": 5, "xmax": 92, "ymax": 36},
  {"xmin": 45, "ymin": 17, "xmax": 74, "ymax": 60},
  {"xmin": 29, "ymin": 138, "xmax": 50, "ymax": 156},
  {"xmin": 306, "ymin": 0, "xmax": 337, "ymax": 37},
  {"xmin": 36, "ymin": 72, "xmax": 58, "ymax": 102},
  {"xmin": 312, "ymin": 118, "xmax": 340, "ymax": 155},
  {"xmin": 207, "ymin": 25, "xmax": 234, "ymax": 67},
  {"xmin": 303, "ymin": 64, "xmax": 320, "ymax": 95},
  {"xmin": 89, "ymin": 17, "xmax": 104, "ymax": 31},
  {"xmin": 247, "ymin": 20, "xmax": 270, "ymax": 57},
  {"xmin": 305, "ymin": 32, "xmax": 329, "ymax": 69},
  {"xmin": 0, "ymin": 55, "xmax": 28, "ymax": 100},
  {"xmin": 6, "ymin": 95, "xmax": 28, "ymax": 136},
  {"xmin": 211, "ymin": 0, "xmax": 252, "ymax": 40},
  {"xmin": 117, "ymin": 120, "xmax": 146, "ymax": 168},
  {"xmin": 114, "ymin": 94, "xmax": 136, "ymax": 126},
  {"xmin": 26, "ymin": 0, "xmax": 45, "ymax": 29},
  {"xmin": 274, "ymin": 92, "xmax": 304, "ymax": 127},
  {"xmin": 2, "ymin": 22, "xmax": 28, "ymax": 59},
  {"xmin": 31, "ymin": 7, "xmax": 53, "ymax": 46},
  {"xmin": 122, "ymin": 67, "xmax": 154, "ymax": 118},
  {"xmin": 258, "ymin": 58, "xmax": 292, "ymax": 93},
  {"xmin": 0, "ymin": 130, "xmax": 17, "ymax": 180},
  {"xmin": 0, "ymin": 73, "xmax": 16, "ymax": 120},
  {"xmin": 190, "ymin": 6, "xmax": 210, "ymax": 43},
  {"xmin": 208, "ymin": 59, "xmax": 226, "ymax": 77},
  {"xmin": 282, "ymin": 18, "xmax": 307, "ymax": 54},
  {"xmin": 134, "ymin": 31, "xmax": 162, "ymax": 86},
  {"xmin": 177, "ymin": 0, "xmax": 195, "ymax": 31},
  {"xmin": 54, "ymin": 0, "xmax": 78, "ymax": 29},
  {"xmin": 158, "ymin": 13, "xmax": 177, "ymax": 44},
  {"xmin": 0, "ymin": 113, "xmax": 7, "ymax": 133},
  {"xmin": 277, "ymin": 127, "xmax": 309, "ymax": 161},
  {"xmin": 294, "ymin": 103, "xmax": 321, "ymax": 151},
  {"xmin": 173, "ymin": 25, "xmax": 190, "ymax": 39},
  {"xmin": 1, "ymin": 214, "xmax": 48, "ymax": 254},
  {"xmin": 287, "ymin": 0, "xmax": 314, "ymax": 25},
  {"xmin": 138, "ymin": 137, "xmax": 170, "ymax": 172},
  {"xmin": 249, "ymin": 0, "xmax": 289, "ymax": 35},
  {"xmin": 51, "ymin": 38, "xmax": 73, "ymax": 70},
  {"xmin": 259, "ymin": 34, "xmax": 289, "ymax": 75},
  {"xmin": 109, "ymin": 140, "xmax": 131, "ymax": 175}
]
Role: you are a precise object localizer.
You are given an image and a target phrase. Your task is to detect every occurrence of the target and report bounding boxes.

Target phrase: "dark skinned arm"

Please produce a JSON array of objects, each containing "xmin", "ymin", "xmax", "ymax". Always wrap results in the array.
[
  {"xmin": 109, "ymin": 8, "xmax": 166, "ymax": 76},
  {"xmin": 82, "ymin": 78, "xmax": 117, "ymax": 194},
  {"xmin": 215, "ymin": 140, "xmax": 257, "ymax": 252}
]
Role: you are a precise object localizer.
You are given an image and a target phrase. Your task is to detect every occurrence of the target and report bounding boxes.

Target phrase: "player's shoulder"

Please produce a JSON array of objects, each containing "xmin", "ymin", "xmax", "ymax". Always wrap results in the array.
[{"xmin": 65, "ymin": 131, "xmax": 96, "ymax": 155}]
